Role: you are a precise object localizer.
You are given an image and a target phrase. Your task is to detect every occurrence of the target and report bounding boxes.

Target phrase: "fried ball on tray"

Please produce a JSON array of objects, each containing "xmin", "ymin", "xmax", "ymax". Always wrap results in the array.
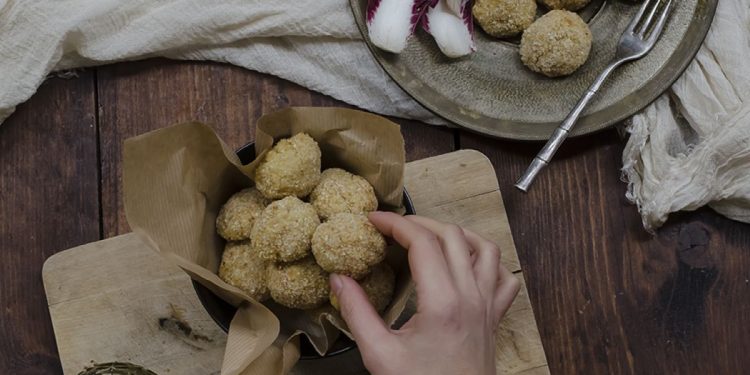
[
  {"xmin": 215, "ymin": 188, "xmax": 269, "ymax": 241},
  {"xmin": 251, "ymin": 196, "xmax": 320, "ymax": 263},
  {"xmin": 312, "ymin": 213, "xmax": 386, "ymax": 280},
  {"xmin": 266, "ymin": 257, "xmax": 330, "ymax": 310},
  {"xmin": 218, "ymin": 241, "xmax": 270, "ymax": 301},
  {"xmin": 330, "ymin": 262, "xmax": 396, "ymax": 313},
  {"xmin": 473, "ymin": 0, "xmax": 537, "ymax": 38},
  {"xmin": 255, "ymin": 133, "xmax": 322, "ymax": 199},
  {"xmin": 309, "ymin": 168, "xmax": 378, "ymax": 220},
  {"xmin": 520, "ymin": 10, "xmax": 592, "ymax": 77},
  {"xmin": 540, "ymin": 0, "xmax": 591, "ymax": 11}
]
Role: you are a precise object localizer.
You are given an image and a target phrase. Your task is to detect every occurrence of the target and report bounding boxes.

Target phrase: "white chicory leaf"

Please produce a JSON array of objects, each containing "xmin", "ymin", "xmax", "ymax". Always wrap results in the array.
[
  {"xmin": 423, "ymin": 0, "xmax": 475, "ymax": 58},
  {"xmin": 367, "ymin": 0, "xmax": 436, "ymax": 53},
  {"xmin": 445, "ymin": 0, "xmax": 469, "ymax": 16}
]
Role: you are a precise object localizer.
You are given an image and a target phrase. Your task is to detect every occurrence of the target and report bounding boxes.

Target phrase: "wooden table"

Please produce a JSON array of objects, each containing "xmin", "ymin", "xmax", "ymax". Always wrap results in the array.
[{"xmin": 1, "ymin": 59, "xmax": 748, "ymax": 374}]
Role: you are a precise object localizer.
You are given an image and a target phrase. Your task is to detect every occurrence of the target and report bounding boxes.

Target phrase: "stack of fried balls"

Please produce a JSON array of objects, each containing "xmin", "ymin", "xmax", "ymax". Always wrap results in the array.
[{"xmin": 215, "ymin": 133, "xmax": 396, "ymax": 312}]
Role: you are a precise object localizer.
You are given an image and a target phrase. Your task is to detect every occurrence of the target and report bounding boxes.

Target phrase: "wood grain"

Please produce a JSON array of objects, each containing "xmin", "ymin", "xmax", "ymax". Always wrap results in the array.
[
  {"xmin": 43, "ymin": 150, "xmax": 547, "ymax": 375},
  {"xmin": 405, "ymin": 151, "xmax": 521, "ymax": 273},
  {"xmin": 5, "ymin": 56, "xmax": 749, "ymax": 375},
  {"xmin": 43, "ymin": 235, "xmax": 226, "ymax": 375},
  {"xmin": 96, "ymin": 59, "xmax": 455, "ymax": 237},
  {"xmin": 461, "ymin": 129, "xmax": 750, "ymax": 374},
  {"xmin": 0, "ymin": 74, "xmax": 99, "ymax": 374}
]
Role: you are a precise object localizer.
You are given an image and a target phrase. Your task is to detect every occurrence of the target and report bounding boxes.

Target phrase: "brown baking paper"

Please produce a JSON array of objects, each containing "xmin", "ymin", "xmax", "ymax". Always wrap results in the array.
[{"xmin": 123, "ymin": 107, "xmax": 415, "ymax": 375}]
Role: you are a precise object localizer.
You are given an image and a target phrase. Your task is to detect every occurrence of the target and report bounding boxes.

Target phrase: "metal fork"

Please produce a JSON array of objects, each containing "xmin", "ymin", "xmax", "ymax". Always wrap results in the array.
[{"xmin": 515, "ymin": 0, "xmax": 673, "ymax": 192}]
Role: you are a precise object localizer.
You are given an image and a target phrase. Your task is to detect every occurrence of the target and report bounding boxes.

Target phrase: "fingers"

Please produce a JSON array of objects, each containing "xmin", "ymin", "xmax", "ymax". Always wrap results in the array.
[
  {"xmin": 330, "ymin": 274, "xmax": 391, "ymax": 351},
  {"xmin": 492, "ymin": 265, "xmax": 521, "ymax": 326},
  {"xmin": 369, "ymin": 211, "xmax": 518, "ymax": 328},
  {"xmin": 404, "ymin": 216, "xmax": 477, "ymax": 295},
  {"xmin": 463, "ymin": 229, "xmax": 500, "ymax": 301},
  {"xmin": 368, "ymin": 212, "xmax": 454, "ymax": 300}
]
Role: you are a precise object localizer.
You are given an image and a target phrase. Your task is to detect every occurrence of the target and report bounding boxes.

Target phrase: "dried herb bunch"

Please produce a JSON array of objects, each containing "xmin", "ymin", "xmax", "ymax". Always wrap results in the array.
[{"xmin": 78, "ymin": 362, "xmax": 158, "ymax": 375}]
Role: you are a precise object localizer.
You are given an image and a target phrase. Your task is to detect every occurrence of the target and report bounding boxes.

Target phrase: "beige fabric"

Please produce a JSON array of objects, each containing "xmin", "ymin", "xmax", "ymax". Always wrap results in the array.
[
  {"xmin": 622, "ymin": 0, "xmax": 750, "ymax": 231},
  {"xmin": 0, "ymin": 0, "xmax": 441, "ymax": 125},
  {"xmin": 1, "ymin": 0, "xmax": 746, "ymax": 230}
]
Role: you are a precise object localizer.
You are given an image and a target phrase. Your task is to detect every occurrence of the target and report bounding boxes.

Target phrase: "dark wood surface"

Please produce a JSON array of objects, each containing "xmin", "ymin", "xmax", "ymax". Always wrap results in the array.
[
  {"xmin": 1, "ymin": 59, "xmax": 748, "ymax": 374},
  {"xmin": 0, "ymin": 72, "xmax": 99, "ymax": 374}
]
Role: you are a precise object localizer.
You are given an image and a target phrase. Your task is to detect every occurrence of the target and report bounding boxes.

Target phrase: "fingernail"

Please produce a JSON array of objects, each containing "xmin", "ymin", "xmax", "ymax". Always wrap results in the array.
[{"xmin": 330, "ymin": 274, "xmax": 343, "ymax": 294}]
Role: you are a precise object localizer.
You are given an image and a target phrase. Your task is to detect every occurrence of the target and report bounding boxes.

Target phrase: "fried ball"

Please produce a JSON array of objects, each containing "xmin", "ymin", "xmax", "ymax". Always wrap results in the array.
[
  {"xmin": 255, "ymin": 133, "xmax": 322, "ymax": 199},
  {"xmin": 520, "ymin": 10, "xmax": 592, "ymax": 77},
  {"xmin": 216, "ymin": 188, "xmax": 269, "ymax": 241},
  {"xmin": 473, "ymin": 0, "xmax": 537, "ymax": 38},
  {"xmin": 312, "ymin": 213, "xmax": 386, "ymax": 280},
  {"xmin": 330, "ymin": 263, "xmax": 396, "ymax": 313},
  {"xmin": 540, "ymin": 0, "xmax": 591, "ymax": 11},
  {"xmin": 218, "ymin": 241, "xmax": 270, "ymax": 301},
  {"xmin": 251, "ymin": 196, "xmax": 320, "ymax": 263},
  {"xmin": 310, "ymin": 168, "xmax": 378, "ymax": 220},
  {"xmin": 266, "ymin": 257, "xmax": 330, "ymax": 309}
]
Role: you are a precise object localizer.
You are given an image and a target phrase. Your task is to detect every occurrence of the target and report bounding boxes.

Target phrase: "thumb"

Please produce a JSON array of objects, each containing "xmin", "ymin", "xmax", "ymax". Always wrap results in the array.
[{"xmin": 330, "ymin": 274, "xmax": 391, "ymax": 347}]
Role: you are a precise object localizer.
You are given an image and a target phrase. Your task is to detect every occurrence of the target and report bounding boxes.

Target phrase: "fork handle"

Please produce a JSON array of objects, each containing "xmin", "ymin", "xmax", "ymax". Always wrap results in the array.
[{"xmin": 515, "ymin": 61, "xmax": 623, "ymax": 192}]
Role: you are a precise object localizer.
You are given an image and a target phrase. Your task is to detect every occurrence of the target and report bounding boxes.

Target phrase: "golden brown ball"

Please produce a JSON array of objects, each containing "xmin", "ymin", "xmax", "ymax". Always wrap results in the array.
[
  {"xmin": 218, "ymin": 241, "xmax": 270, "ymax": 301},
  {"xmin": 520, "ymin": 10, "xmax": 592, "ymax": 77},
  {"xmin": 215, "ymin": 188, "xmax": 269, "ymax": 241},
  {"xmin": 255, "ymin": 133, "xmax": 322, "ymax": 199},
  {"xmin": 473, "ymin": 0, "xmax": 537, "ymax": 38},
  {"xmin": 330, "ymin": 262, "xmax": 396, "ymax": 313},
  {"xmin": 266, "ymin": 257, "xmax": 330, "ymax": 310},
  {"xmin": 312, "ymin": 213, "xmax": 386, "ymax": 280},
  {"xmin": 251, "ymin": 196, "xmax": 320, "ymax": 263},
  {"xmin": 310, "ymin": 168, "xmax": 378, "ymax": 220}
]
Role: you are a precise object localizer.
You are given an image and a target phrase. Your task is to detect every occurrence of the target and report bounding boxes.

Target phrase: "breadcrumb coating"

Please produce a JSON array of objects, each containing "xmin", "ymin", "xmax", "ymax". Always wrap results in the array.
[
  {"xmin": 520, "ymin": 10, "xmax": 592, "ymax": 77},
  {"xmin": 215, "ymin": 188, "xmax": 269, "ymax": 241},
  {"xmin": 266, "ymin": 257, "xmax": 330, "ymax": 309},
  {"xmin": 473, "ymin": 0, "xmax": 537, "ymax": 38},
  {"xmin": 251, "ymin": 196, "xmax": 320, "ymax": 262},
  {"xmin": 255, "ymin": 133, "xmax": 322, "ymax": 199},
  {"xmin": 310, "ymin": 168, "xmax": 378, "ymax": 220},
  {"xmin": 218, "ymin": 241, "xmax": 270, "ymax": 301},
  {"xmin": 330, "ymin": 262, "xmax": 395, "ymax": 313},
  {"xmin": 312, "ymin": 213, "xmax": 386, "ymax": 280}
]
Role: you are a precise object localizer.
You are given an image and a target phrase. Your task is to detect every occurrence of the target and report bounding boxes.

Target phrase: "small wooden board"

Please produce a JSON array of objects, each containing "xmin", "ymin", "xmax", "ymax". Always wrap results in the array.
[{"xmin": 43, "ymin": 150, "xmax": 549, "ymax": 374}]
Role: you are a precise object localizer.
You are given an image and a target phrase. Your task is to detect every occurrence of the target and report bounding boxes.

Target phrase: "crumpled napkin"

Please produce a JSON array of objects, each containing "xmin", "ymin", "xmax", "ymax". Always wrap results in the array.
[
  {"xmin": 622, "ymin": 0, "xmax": 750, "ymax": 231},
  {"xmin": 0, "ymin": 0, "xmax": 441, "ymax": 126},
  {"xmin": 0, "ymin": 0, "xmax": 746, "ymax": 231}
]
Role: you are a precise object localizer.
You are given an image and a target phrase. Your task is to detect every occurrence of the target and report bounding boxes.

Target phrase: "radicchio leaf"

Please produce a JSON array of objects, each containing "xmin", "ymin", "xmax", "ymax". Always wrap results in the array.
[
  {"xmin": 423, "ymin": 0, "xmax": 475, "ymax": 58},
  {"xmin": 445, "ymin": 0, "xmax": 470, "ymax": 17},
  {"xmin": 366, "ymin": 0, "xmax": 436, "ymax": 53}
]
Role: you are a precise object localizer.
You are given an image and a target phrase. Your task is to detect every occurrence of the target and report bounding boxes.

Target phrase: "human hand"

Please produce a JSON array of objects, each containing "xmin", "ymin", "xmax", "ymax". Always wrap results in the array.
[{"xmin": 329, "ymin": 212, "xmax": 521, "ymax": 375}]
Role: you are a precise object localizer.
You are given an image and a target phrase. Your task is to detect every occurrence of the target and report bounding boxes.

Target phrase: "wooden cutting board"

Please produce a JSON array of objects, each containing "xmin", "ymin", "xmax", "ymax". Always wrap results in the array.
[{"xmin": 43, "ymin": 150, "xmax": 549, "ymax": 375}]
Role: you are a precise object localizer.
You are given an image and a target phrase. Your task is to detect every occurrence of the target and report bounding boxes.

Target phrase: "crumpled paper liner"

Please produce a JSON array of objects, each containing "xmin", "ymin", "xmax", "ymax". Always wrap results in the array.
[{"xmin": 123, "ymin": 107, "xmax": 414, "ymax": 375}]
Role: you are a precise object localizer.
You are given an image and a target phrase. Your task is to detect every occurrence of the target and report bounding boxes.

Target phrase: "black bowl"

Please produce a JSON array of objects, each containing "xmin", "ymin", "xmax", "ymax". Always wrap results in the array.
[{"xmin": 193, "ymin": 142, "xmax": 416, "ymax": 360}]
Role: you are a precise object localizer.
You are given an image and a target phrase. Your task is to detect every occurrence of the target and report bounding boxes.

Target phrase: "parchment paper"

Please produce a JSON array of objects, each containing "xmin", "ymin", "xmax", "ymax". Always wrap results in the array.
[{"xmin": 123, "ymin": 107, "xmax": 413, "ymax": 375}]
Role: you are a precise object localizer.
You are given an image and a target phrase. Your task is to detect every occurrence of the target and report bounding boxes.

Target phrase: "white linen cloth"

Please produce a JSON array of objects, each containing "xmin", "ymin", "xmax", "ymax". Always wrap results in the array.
[
  {"xmin": 622, "ymin": 0, "xmax": 750, "ymax": 230},
  {"xmin": 0, "ymin": 0, "xmax": 442, "ymax": 125},
  {"xmin": 0, "ymin": 0, "xmax": 747, "ymax": 231}
]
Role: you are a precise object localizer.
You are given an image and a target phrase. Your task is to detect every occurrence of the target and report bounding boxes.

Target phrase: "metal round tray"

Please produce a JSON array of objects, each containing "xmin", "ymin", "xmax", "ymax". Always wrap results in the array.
[{"xmin": 351, "ymin": 0, "xmax": 716, "ymax": 140}]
